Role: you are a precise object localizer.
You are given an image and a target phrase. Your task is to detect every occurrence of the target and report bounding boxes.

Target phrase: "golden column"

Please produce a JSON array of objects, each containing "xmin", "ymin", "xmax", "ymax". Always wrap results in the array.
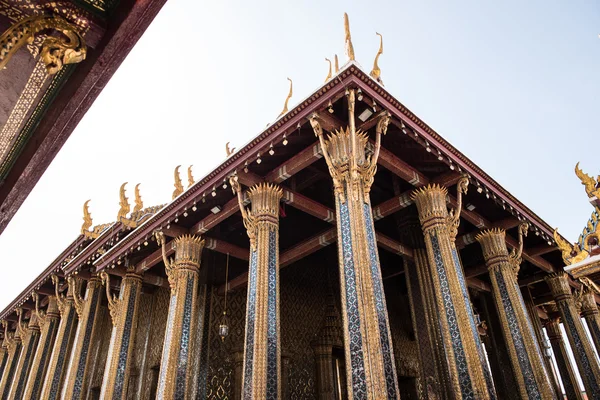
[
  {"xmin": 0, "ymin": 322, "xmax": 22, "ymax": 398},
  {"xmin": 230, "ymin": 177, "xmax": 283, "ymax": 399},
  {"xmin": 99, "ymin": 267, "xmax": 143, "ymax": 399},
  {"xmin": 7, "ymin": 307, "xmax": 41, "ymax": 400},
  {"xmin": 476, "ymin": 226, "xmax": 554, "ymax": 399},
  {"xmin": 0, "ymin": 339, "xmax": 7, "ymax": 380},
  {"xmin": 576, "ymin": 286, "xmax": 600, "ymax": 354},
  {"xmin": 60, "ymin": 274, "xmax": 104, "ymax": 399},
  {"xmin": 156, "ymin": 233, "xmax": 205, "ymax": 399},
  {"xmin": 544, "ymin": 313, "xmax": 582, "ymax": 400},
  {"xmin": 412, "ymin": 180, "xmax": 496, "ymax": 399},
  {"xmin": 309, "ymin": 90, "xmax": 399, "ymax": 399},
  {"xmin": 23, "ymin": 293, "xmax": 61, "ymax": 400},
  {"xmin": 40, "ymin": 275, "xmax": 79, "ymax": 400},
  {"xmin": 545, "ymin": 272, "xmax": 600, "ymax": 397}
]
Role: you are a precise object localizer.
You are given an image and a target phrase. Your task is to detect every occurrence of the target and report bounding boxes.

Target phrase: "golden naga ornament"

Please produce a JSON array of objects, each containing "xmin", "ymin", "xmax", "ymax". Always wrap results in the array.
[
  {"xmin": 324, "ymin": 57, "xmax": 332, "ymax": 82},
  {"xmin": 187, "ymin": 165, "xmax": 195, "ymax": 188},
  {"xmin": 278, "ymin": 77, "xmax": 293, "ymax": 117},
  {"xmin": 172, "ymin": 165, "xmax": 184, "ymax": 199},
  {"xmin": 334, "ymin": 54, "xmax": 339, "ymax": 73},
  {"xmin": 133, "ymin": 184, "xmax": 143, "ymax": 214},
  {"xmin": 0, "ymin": 15, "xmax": 86, "ymax": 74},
  {"xmin": 81, "ymin": 200, "xmax": 93, "ymax": 235},
  {"xmin": 225, "ymin": 142, "xmax": 236, "ymax": 157},
  {"xmin": 100, "ymin": 271, "xmax": 120, "ymax": 325},
  {"xmin": 575, "ymin": 162, "xmax": 600, "ymax": 199},
  {"xmin": 344, "ymin": 12, "xmax": 355, "ymax": 61},
  {"xmin": 370, "ymin": 32, "xmax": 384, "ymax": 84},
  {"xmin": 117, "ymin": 182, "xmax": 131, "ymax": 221}
]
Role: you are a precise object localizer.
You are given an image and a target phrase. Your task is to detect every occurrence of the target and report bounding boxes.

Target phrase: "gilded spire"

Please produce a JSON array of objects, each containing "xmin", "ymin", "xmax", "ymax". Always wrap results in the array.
[
  {"xmin": 81, "ymin": 199, "xmax": 92, "ymax": 235},
  {"xmin": 369, "ymin": 32, "xmax": 383, "ymax": 84},
  {"xmin": 117, "ymin": 182, "xmax": 130, "ymax": 220},
  {"xmin": 172, "ymin": 165, "xmax": 184, "ymax": 199},
  {"xmin": 133, "ymin": 183, "xmax": 143, "ymax": 213},
  {"xmin": 324, "ymin": 57, "xmax": 332, "ymax": 82},
  {"xmin": 278, "ymin": 78, "xmax": 293, "ymax": 117},
  {"xmin": 344, "ymin": 13, "xmax": 355, "ymax": 61},
  {"xmin": 188, "ymin": 165, "xmax": 195, "ymax": 188},
  {"xmin": 334, "ymin": 54, "xmax": 339, "ymax": 72}
]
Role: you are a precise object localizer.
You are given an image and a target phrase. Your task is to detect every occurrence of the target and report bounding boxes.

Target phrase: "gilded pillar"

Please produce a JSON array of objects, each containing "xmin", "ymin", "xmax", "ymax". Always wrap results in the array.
[
  {"xmin": 99, "ymin": 268, "xmax": 143, "ymax": 399},
  {"xmin": 411, "ymin": 179, "xmax": 496, "ymax": 399},
  {"xmin": 521, "ymin": 287, "xmax": 562, "ymax": 398},
  {"xmin": 23, "ymin": 294, "xmax": 61, "ymax": 400},
  {"xmin": 40, "ymin": 275, "xmax": 79, "ymax": 400},
  {"xmin": 7, "ymin": 307, "xmax": 41, "ymax": 400},
  {"xmin": 61, "ymin": 274, "xmax": 104, "ymax": 399},
  {"xmin": 544, "ymin": 315, "xmax": 582, "ymax": 400},
  {"xmin": 0, "ymin": 344, "xmax": 7, "ymax": 380},
  {"xmin": 576, "ymin": 286, "xmax": 600, "ymax": 355},
  {"xmin": 230, "ymin": 178, "xmax": 283, "ymax": 399},
  {"xmin": 545, "ymin": 272, "xmax": 600, "ymax": 397},
  {"xmin": 308, "ymin": 92, "xmax": 399, "ymax": 399},
  {"xmin": 0, "ymin": 323, "xmax": 22, "ymax": 399},
  {"xmin": 476, "ymin": 226, "xmax": 554, "ymax": 399},
  {"xmin": 155, "ymin": 233, "xmax": 205, "ymax": 399}
]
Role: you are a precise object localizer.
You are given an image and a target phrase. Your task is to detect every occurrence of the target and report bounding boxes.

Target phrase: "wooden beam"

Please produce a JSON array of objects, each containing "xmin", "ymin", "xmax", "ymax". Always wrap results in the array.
[
  {"xmin": 265, "ymin": 143, "xmax": 323, "ymax": 184},
  {"xmin": 162, "ymin": 224, "xmax": 189, "ymax": 238},
  {"xmin": 465, "ymin": 264, "xmax": 488, "ymax": 279},
  {"xmin": 106, "ymin": 267, "xmax": 169, "ymax": 289},
  {"xmin": 456, "ymin": 218, "xmax": 520, "ymax": 250},
  {"xmin": 527, "ymin": 244, "xmax": 557, "ymax": 258}
]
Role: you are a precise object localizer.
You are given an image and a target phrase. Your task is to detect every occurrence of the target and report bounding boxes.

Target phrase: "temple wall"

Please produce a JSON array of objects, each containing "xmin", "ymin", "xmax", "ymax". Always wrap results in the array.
[{"xmin": 86, "ymin": 306, "xmax": 111, "ymax": 399}]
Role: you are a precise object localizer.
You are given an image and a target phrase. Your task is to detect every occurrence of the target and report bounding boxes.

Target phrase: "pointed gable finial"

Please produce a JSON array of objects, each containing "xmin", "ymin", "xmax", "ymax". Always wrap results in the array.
[
  {"xmin": 173, "ymin": 166, "xmax": 184, "ymax": 199},
  {"xmin": 278, "ymin": 78, "xmax": 293, "ymax": 117},
  {"xmin": 188, "ymin": 165, "xmax": 195, "ymax": 188},
  {"xmin": 226, "ymin": 142, "xmax": 236, "ymax": 157},
  {"xmin": 117, "ymin": 182, "xmax": 130, "ymax": 220},
  {"xmin": 370, "ymin": 32, "xmax": 384, "ymax": 84},
  {"xmin": 344, "ymin": 13, "xmax": 355, "ymax": 61},
  {"xmin": 81, "ymin": 200, "xmax": 92, "ymax": 235},
  {"xmin": 334, "ymin": 54, "xmax": 339, "ymax": 72},
  {"xmin": 325, "ymin": 58, "xmax": 332, "ymax": 82},
  {"xmin": 134, "ymin": 184, "xmax": 143, "ymax": 213}
]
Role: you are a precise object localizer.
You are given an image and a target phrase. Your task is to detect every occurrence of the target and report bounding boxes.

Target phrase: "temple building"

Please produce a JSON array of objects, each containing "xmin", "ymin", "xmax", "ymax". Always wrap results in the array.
[{"xmin": 1, "ymin": 12, "xmax": 599, "ymax": 400}]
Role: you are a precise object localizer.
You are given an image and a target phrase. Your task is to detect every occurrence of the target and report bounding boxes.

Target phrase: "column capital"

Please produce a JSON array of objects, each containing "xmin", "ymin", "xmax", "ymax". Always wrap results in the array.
[
  {"xmin": 411, "ymin": 184, "xmax": 449, "ymax": 232},
  {"xmin": 577, "ymin": 288, "xmax": 599, "ymax": 317},
  {"xmin": 476, "ymin": 228, "xmax": 510, "ymax": 264},
  {"xmin": 545, "ymin": 272, "xmax": 572, "ymax": 301},
  {"xmin": 248, "ymin": 183, "xmax": 283, "ymax": 222}
]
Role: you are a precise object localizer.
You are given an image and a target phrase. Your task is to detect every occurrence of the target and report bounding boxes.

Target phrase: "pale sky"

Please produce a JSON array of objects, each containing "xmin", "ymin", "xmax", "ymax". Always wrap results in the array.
[{"xmin": 0, "ymin": 0, "xmax": 598, "ymax": 317}]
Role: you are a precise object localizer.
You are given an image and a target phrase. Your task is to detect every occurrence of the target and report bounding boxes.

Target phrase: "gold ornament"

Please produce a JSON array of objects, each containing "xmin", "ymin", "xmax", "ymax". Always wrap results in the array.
[
  {"xmin": 187, "ymin": 165, "xmax": 195, "ymax": 188},
  {"xmin": 369, "ymin": 32, "xmax": 384, "ymax": 84},
  {"xmin": 575, "ymin": 162, "xmax": 600, "ymax": 199},
  {"xmin": 344, "ymin": 13, "xmax": 355, "ymax": 61},
  {"xmin": 324, "ymin": 58, "xmax": 332, "ymax": 82},
  {"xmin": 172, "ymin": 165, "xmax": 184, "ymax": 199},
  {"xmin": 278, "ymin": 78, "xmax": 293, "ymax": 117},
  {"xmin": 0, "ymin": 15, "xmax": 86, "ymax": 74}
]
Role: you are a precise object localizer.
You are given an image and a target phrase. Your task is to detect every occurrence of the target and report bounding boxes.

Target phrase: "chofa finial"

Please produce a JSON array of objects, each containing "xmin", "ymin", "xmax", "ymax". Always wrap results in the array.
[
  {"xmin": 81, "ymin": 200, "xmax": 92, "ymax": 235},
  {"xmin": 188, "ymin": 165, "xmax": 195, "ymax": 188},
  {"xmin": 226, "ymin": 142, "xmax": 236, "ymax": 157},
  {"xmin": 369, "ymin": 32, "xmax": 384, "ymax": 84},
  {"xmin": 575, "ymin": 162, "xmax": 600, "ymax": 199},
  {"xmin": 173, "ymin": 166, "xmax": 184, "ymax": 199},
  {"xmin": 117, "ymin": 182, "xmax": 130, "ymax": 221},
  {"xmin": 324, "ymin": 58, "xmax": 332, "ymax": 82},
  {"xmin": 344, "ymin": 13, "xmax": 355, "ymax": 61},
  {"xmin": 278, "ymin": 78, "xmax": 293, "ymax": 117},
  {"xmin": 133, "ymin": 184, "xmax": 143, "ymax": 213}
]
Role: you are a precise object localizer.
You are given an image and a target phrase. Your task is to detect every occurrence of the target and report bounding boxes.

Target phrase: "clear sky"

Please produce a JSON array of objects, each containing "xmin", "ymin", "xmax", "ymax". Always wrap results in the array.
[{"xmin": 0, "ymin": 0, "xmax": 598, "ymax": 316}]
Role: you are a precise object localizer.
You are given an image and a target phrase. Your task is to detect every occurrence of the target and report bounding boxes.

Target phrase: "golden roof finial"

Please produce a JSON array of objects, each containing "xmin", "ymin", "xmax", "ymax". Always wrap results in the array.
[
  {"xmin": 117, "ymin": 182, "xmax": 130, "ymax": 220},
  {"xmin": 370, "ymin": 32, "xmax": 384, "ymax": 84},
  {"xmin": 344, "ymin": 13, "xmax": 355, "ymax": 61},
  {"xmin": 188, "ymin": 165, "xmax": 195, "ymax": 188},
  {"xmin": 81, "ymin": 200, "xmax": 92, "ymax": 235},
  {"xmin": 334, "ymin": 54, "xmax": 339, "ymax": 72},
  {"xmin": 133, "ymin": 184, "xmax": 143, "ymax": 213},
  {"xmin": 226, "ymin": 142, "xmax": 236, "ymax": 157},
  {"xmin": 173, "ymin": 166, "xmax": 184, "ymax": 199},
  {"xmin": 575, "ymin": 162, "xmax": 600, "ymax": 199},
  {"xmin": 324, "ymin": 58, "xmax": 332, "ymax": 82},
  {"xmin": 278, "ymin": 78, "xmax": 293, "ymax": 117}
]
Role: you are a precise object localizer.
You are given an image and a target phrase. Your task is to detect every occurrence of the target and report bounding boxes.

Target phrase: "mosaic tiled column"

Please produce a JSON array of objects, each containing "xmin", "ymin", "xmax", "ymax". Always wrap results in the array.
[
  {"xmin": 0, "ymin": 344, "xmax": 7, "ymax": 380},
  {"xmin": 156, "ymin": 233, "xmax": 205, "ymax": 399},
  {"xmin": 40, "ymin": 275, "xmax": 79, "ymax": 400},
  {"xmin": 544, "ymin": 314, "xmax": 582, "ymax": 400},
  {"xmin": 7, "ymin": 308, "xmax": 41, "ymax": 400},
  {"xmin": 521, "ymin": 287, "xmax": 562, "ymax": 398},
  {"xmin": 411, "ymin": 179, "xmax": 496, "ymax": 399},
  {"xmin": 576, "ymin": 286, "xmax": 600, "ymax": 355},
  {"xmin": 0, "ymin": 324, "xmax": 22, "ymax": 399},
  {"xmin": 99, "ymin": 268, "xmax": 143, "ymax": 400},
  {"xmin": 545, "ymin": 272, "xmax": 600, "ymax": 398},
  {"xmin": 230, "ymin": 178, "xmax": 284, "ymax": 399},
  {"xmin": 309, "ymin": 95, "xmax": 399, "ymax": 399},
  {"xmin": 23, "ymin": 294, "xmax": 61, "ymax": 400},
  {"xmin": 399, "ymin": 211, "xmax": 452, "ymax": 398},
  {"xmin": 476, "ymin": 227, "xmax": 554, "ymax": 399},
  {"xmin": 61, "ymin": 274, "xmax": 104, "ymax": 399}
]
